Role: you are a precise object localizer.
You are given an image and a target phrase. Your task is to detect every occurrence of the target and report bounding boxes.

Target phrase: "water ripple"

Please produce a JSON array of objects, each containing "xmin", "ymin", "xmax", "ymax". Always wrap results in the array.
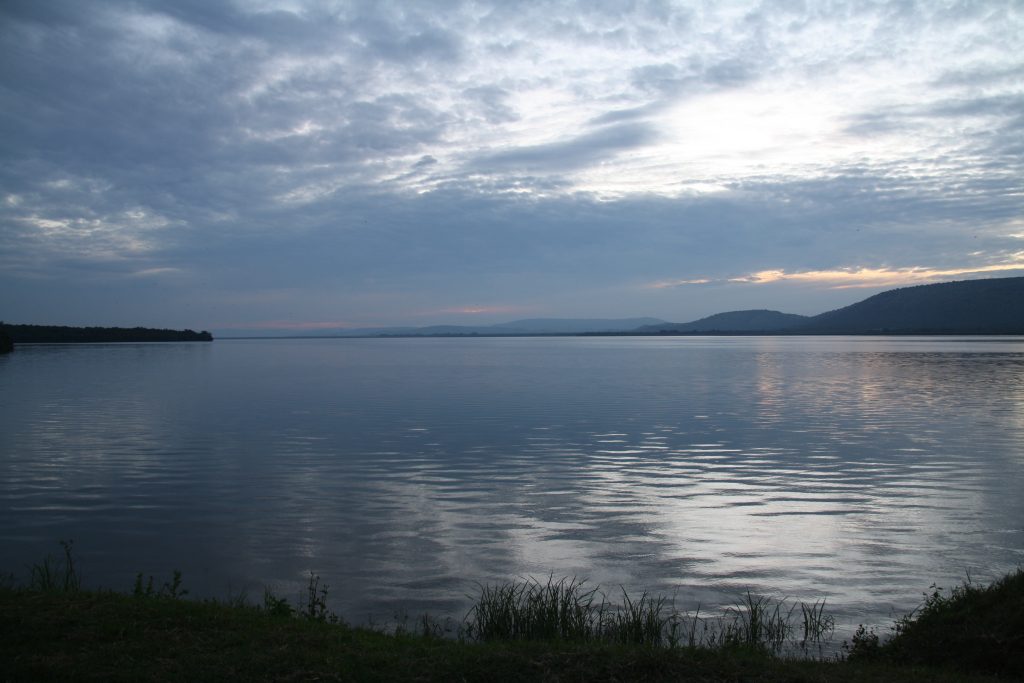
[{"xmin": 1, "ymin": 337, "xmax": 1023, "ymax": 637}]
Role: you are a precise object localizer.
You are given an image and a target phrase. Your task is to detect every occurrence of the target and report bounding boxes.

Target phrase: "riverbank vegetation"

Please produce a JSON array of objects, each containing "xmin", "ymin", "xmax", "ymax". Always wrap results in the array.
[{"xmin": 1, "ymin": 545, "xmax": 1019, "ymax": 681}]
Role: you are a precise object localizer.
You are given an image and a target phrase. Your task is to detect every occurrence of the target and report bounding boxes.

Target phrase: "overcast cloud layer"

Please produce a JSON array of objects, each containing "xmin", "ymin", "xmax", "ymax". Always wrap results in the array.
[{"xmin": 2, "ymin": 0, "xmax": 1022, "ymax": 331}]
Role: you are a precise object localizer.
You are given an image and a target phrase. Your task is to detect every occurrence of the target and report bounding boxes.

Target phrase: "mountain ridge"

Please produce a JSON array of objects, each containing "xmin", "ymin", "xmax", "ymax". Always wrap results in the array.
[
  {"xmin": 634, "ymin": 277, "xmax": 1024, "ymax": 335},
  {"xmin": 208, "ymin": 277, "xmax": 1024, "ymax": 339},
  {"xmin": 218, "ymin": 317, "xmax": 668, "ymax": 338},
  {"xmin": 797, "ymin": 277, "xmax": 1024, "ymax": 333}
]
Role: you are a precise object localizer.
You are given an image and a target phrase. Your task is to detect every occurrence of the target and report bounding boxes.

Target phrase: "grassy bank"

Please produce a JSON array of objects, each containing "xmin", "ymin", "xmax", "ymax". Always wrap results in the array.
[
  {"xmin": 1, "ymin": 549, "xmax": 1020, "ymax": 681},
  {"xmin": 1, "ymin": 587, "xmax": 1005, "ymax": 683},
  {"xmin": 844, "ymin": 569, "xmax": 1024, "ymax": 677}
]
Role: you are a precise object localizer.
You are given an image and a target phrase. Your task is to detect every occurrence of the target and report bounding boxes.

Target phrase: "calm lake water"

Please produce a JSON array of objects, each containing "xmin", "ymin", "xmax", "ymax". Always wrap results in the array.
[{"xmin": 2, "ymin": 336, "xmax": 1023, "ymax": 636}]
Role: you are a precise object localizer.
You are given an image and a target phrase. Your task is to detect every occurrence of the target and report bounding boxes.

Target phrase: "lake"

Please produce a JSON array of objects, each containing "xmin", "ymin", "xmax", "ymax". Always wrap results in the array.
[{"xmin": 1, "ymin": 336, "xmax": 1022, "ymax": 637}]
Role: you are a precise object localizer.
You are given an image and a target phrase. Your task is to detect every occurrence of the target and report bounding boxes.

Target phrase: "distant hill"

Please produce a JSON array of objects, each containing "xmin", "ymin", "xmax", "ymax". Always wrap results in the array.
[
  {"xmin": 799, "ymin": 277, "xmax": 1024, "ymax": 334},
  {"xmin": 5, "ymin": 325, "xmax": 213, "ymax": 344},
  {"xmin": 634, "ymin": 277, "xmax": 1024, "ymax": 335},
  {"xmin": 219, "ymin": 317, "xmax": 668, "ymax": 338},
  {"xmin": 487, "ymin": 318, "xmax": 666, "ymax": 334},
  {"xmin": 366, "ymin": 317, "xmax": 667, "ymax": 336},
  {"xmin": 635, "ymin": 310, "xmax": 809, "ymax": 334}
]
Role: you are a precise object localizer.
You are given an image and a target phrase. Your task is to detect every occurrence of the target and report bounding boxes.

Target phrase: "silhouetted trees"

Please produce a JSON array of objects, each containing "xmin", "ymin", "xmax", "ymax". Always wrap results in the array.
[
  {"xmin": 0, "ymin": 323, "xmax": 13, "ymax": 353},
  {"xmin": 3, "ymin": 325, "xmax": 213, "ymax": 344}
]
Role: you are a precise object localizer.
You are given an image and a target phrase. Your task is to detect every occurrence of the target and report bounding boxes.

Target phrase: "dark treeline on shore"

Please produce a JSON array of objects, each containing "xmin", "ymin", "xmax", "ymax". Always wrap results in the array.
[
  {"xmin": 2, "ymin": 324, "xmax": 213, "ymax": 345},
  {"xmin": 0, "ymin": 325, "xmax": 13, "ymax": 353}
]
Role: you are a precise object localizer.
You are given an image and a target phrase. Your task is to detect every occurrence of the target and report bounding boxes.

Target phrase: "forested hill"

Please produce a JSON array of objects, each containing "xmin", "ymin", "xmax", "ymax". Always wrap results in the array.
[
  {"xmin": 629, "ymin": 277, "xmax": 1024, "ymax": 335},
  {"xmin": 800, "ymin": 277, "xmax": 1024, "ymax": 334},
  {"xmin": 4, "ymin": 325, "xmax": 213, "ymax": 344}
]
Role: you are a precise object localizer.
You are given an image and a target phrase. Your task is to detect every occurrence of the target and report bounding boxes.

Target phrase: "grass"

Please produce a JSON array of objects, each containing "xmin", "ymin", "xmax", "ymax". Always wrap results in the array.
[
  {"xmin": 465, "ymin": 575, "xmax": 603, "ymax": 643},
  {"xmin": 0, "ymin": 544, "xmax": 1019, "ymax": 682},
  {"xmin": 1, "ymin": 588, "xmax": 1001, "ymax": 683},
  {"xmin": 465, "ymin": 576, "xmax": 835, "ymax": 654},
  {"xmin": 847, "ymin": 567, "xmax": 1024, "ymax": 678}
]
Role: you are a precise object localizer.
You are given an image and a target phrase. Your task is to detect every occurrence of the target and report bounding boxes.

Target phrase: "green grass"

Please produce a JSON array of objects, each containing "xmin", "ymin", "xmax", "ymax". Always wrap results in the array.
[{"xmin": 1, "ymin": 545, "xmax": 1019, "ymax": 681}]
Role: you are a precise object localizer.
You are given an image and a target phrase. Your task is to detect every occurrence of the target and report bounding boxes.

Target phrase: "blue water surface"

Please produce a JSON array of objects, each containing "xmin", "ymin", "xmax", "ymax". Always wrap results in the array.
[{"xmin": 2, "ymin": 336, "xmax": 1022, "ymax": 634}]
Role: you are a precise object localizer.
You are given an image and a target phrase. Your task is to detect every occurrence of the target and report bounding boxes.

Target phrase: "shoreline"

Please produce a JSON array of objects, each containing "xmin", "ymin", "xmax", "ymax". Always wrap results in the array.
[{"xmin": 2, "ymin": 547, "xmax": 1019, "ymax": 681}]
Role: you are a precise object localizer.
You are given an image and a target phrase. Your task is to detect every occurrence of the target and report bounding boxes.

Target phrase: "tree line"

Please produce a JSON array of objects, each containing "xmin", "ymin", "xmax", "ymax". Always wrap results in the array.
[{"xmin": 0, "ymin": 323, "xmax": 212, "ymax": 345}]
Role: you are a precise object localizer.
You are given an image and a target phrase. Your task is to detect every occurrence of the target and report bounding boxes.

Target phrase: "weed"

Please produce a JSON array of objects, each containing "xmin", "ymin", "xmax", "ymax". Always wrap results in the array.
[
  {"xmin": 163, "ymin": 569, "xmax": 188, "ymax": 598},
  {"xmin": 465, "ymin": 577, "xmax": 822, "ymax": 652},
  {"xmin": 262, "ymin": 588, "xmax": 294, "ymax": 618},
  {"xmin": 417, "ymin": 613, "xmax": 449, "ymax": 639},
  {"xmin": 389, "ymin": 610, "xmax": 460, "ymax": 640},
  {"xmin": 605, "ymin": 589, "xmax": 673, "ymax": 646},
  {"xmin": 133, "ymin": 569, "xmax": 188, "ymax": 599},
  {"xmin": 799, "ymin": 599, "xmax": 834, "ymax": 651},
  {"xmin": 28, "ymin": 540, "xmax": 80, "ymax": 592},
  {"xmin": 133, "ymin": 572, "xmax": 155, "ymax": 598},
  {"xmin": 300, "ymin": 572, "xmax": 339, "ymax": 624},
  {"xmin": 466, "ymin": 575, "xmax": 603, "ymax": 643},
  {"xmin": 681, "ymin": 604, "xmax": 709, "ymax": 648},
  {"xmin": 722, "ymin": 592, "xmax": 794, "ymax": 653},
  {"xmin": 222, "ymin": 584, "xmax": 250, "ymax": 609},
  {"xmin": 843, "ymin": 623, "xmax": 881, "ymax": 660}
]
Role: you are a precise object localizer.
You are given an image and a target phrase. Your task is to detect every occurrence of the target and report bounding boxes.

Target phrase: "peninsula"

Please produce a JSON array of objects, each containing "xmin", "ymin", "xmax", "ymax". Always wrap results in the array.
[
  {"xmin": 0, "ymin": 325, "xmax": 12, "ymax": 354},
  {"xmin": 2, "ymin": 324, "xmax": 213, "ymax": 345}
]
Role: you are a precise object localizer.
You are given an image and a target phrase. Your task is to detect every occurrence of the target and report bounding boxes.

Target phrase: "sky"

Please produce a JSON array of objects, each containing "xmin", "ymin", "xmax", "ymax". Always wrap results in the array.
[{"xmin": 2, "ymin": 0, "xmax": 1022, "ymax": 333}]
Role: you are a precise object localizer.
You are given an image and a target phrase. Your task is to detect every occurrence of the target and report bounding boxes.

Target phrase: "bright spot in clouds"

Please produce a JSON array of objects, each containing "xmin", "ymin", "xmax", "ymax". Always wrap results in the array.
[
  {"xmin": 731, "ymin": 262, "xmax": 1024, "ymax": 289},
  {"xmin": 651, "ymin": 261, "xmax": 1024, "ymax": 290}
]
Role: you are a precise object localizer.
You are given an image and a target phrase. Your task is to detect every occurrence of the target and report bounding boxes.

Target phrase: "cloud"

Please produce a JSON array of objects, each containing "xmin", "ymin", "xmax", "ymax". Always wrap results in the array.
[
  {"xmin": 645, "ymin": 278, "xmax": 711, "ymax": 288},
  {"xmin": 652, "ymin": 261, "xmax": 1024, "ymax": 291},
  {"xmin": 932, "ymin": 63, "xmax": 1024, "ymax": 89},
  {"xmin": 130, "ymin": 267, "xmax": 185, "ymax": 278},
  {"xmin": 470, "ymin": 122, "xmax": 658, "ymax": 174},
  {"xmin": 0, "ymin": 0, "xmax": 1022, "ymax": 327},
  {"xmin": 429, "ymin": 305, "xmax": 534, "ymax": 316},
  {"xmin": 730, "ymin": 263, "xmax": 1024, "ymax": 289},
  {"xmin": 462, "ymin": 86, "xmax": 520, "ymax": 124}
]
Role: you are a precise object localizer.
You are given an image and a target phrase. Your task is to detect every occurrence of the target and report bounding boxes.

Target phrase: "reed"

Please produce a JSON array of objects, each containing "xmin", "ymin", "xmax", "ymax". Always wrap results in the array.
[
  {"xmin": 799, "ymin": 598, "xmax": 834, "ymax": 650},
  {"xmin": 465, "ymin": 575, "xmax": 601, "ymax": 642},
  {"xmin": 603, "ymin": 589, "xmax": 674, "ymax": 646},
  {"xmin": 464, "ymin": 576, "xmax": 832, "ymax": 654},
  {"xmin": 721, "ymin": 591, "xmax": 794, "ymax": 653}
]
